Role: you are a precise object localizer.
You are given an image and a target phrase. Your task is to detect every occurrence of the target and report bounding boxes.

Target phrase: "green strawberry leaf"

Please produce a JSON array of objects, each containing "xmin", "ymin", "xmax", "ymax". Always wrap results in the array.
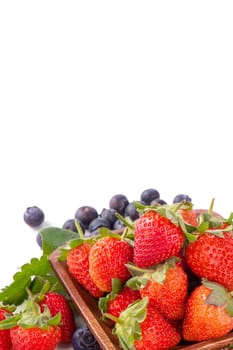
[
  {"xmin": 0, "ymin": 226, "xmax": 80, "ymax": 306},
  {"xmin": 203, "ymin": 280, "xmax": 233, "ymax": 317},
  {"xmin": 114, "ymin": 212, "xmax": 135, "ymax": 230},
  {"xmin": 0, "ymin": 314, "xmax": 21, "ymax": 330},
  {"xmin": 98, "ymin": 278, "xmax": 122, "ymax": 315},
  {"xmin": 0, "ymin": 256, "xmax": 51, "ymax": 305},
  {"xmin": 111, "ymin": 297, "xmax": 148, "ymax": 350},
  {"xmin": 226, "ymin": 212, "xmax": 233, "ymax": 225},
  {"xmin": 126, "ymin": 276, "xmax": 149, "ymax": 290},
  {"xmin": 178, "ymin": 217, "xmax": 197, "ymax": 243},
  {"xmin": 41, "ymin": 226, "xmax": 79, "ymax": 256}
]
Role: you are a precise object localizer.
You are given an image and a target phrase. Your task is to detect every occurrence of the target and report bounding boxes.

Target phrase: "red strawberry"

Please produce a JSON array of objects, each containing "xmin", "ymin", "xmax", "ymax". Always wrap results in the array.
[
  {"xmin": 133, "ymin": 209, "xmax": 184, "ymax": 268},
  {"xmin": 0, "ymin": 297, "xmax": 61, "ymax": 350},
  {"xmin": 179, "ymin": 208, "xmax": 222, "ymax": 228},
  {"xmin": 179, "ymin": 208, "xmax": 199, "ymax": 227},
  {"xmin": 127, "ymin": 258, "xmax": 188, "ymax": 320},
  {"xmin": 107, "ymin": 297, "xmax": 181, "ymax": 350},
  {"xmin": 185, "ymin": 231, "xmax": 233, "ymax": 291},
  {"xmin": 182, "ymin": 280, "xmax": 233, "ymax": 341},
  {"xmin": 10, "ymin": 325, "xmax": 61, "ymax": 350},
  {"xmin": 99, "ymin": 282, "xmax": 141, "ymax": 321},
  {"xmin": 39, "ymin": 292, "xmax": 75, "ymax": 343},
  {"xmin": 107, "ymin": 286, "xmax": 141, "ymax": 319},
  {"xmin": 89, "ymin": 236, "xmax": 133, "ymax": 292},
  {"xmin": 0, "ymin": 308, "xmax": 12, "ymax": 350},
  {"xmin": 66, "ymin": 242, "xmax": 104, "ymax": 297},
  {"xmin": 141, "ymin": 263, "xmax": 188, "ymax": 320},
  {"xmin": 134, "ymin": 305, "xmax": 181, "ymax": 350}
]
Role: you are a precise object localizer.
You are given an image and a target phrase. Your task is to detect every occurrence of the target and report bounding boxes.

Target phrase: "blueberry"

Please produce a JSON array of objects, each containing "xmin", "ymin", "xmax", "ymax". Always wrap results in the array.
[
  {"xmin": 109, "ymin": 194, "xmax": 129, "ymax": 215},
  {"xmin": 173, "ymin": 194, "xmax": 192, "ymax": 203},
  {"xmin": 88, "ymin": 217, "xmax": 111, "ymax": 233},
  {"xmin": 36, "ymin": 232, "xmax": 42, "ymax": 248},
  {"xmin": 62, "ymin": 218, "xmax": 86, "ymax": 234},
  {"xmin": 140, "ymin": 188, "xmax": 160, "ymax": 205},
  {"xmin": 124, "ymin": 202, "xmax": 139, "ymax": 221},
  {"xmin": 72, "ymin": 326, "xmax": 101, "ymax": 350},
  {"xmin": 100, "ymin": 208, "xmax": 117, "ymax": 226},
  {"xmin": 74, "ymin": 206, "xmax": 98, "ymax": 229},
  {"xmin": 150, "ymin": 198, "xmax": 167, "ymax": 206},
  {"xmin": 23, "ymin": 206, "xmax": 45, "ymax": 227},
  {"xmin": 113, "ymin": 219, "xmax": 125, "ymax": 230}
]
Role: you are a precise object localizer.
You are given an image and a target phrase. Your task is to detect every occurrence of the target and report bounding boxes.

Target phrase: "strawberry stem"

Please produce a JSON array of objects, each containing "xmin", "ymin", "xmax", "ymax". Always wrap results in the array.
[
  {"xmin": 75, "ymin": 219, "xmax": 85, "ymax": 239},
  {"xmin": 103, "ymin": 312, "xmax": 121, "ymax": 324},
  {"xmin": 209, "ymin": 198, "xmax": 215, "ymax": 214}
]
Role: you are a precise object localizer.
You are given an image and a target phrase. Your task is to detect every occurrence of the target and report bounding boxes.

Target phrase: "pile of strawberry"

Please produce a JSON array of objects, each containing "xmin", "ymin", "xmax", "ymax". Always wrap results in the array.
[{"xmin": 61, "ymin": 200, "xmax": 233, "ymax": 350}]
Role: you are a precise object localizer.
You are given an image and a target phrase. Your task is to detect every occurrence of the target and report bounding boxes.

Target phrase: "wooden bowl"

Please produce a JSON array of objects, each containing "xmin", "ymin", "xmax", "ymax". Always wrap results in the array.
[{"xmin": 49, "ymin": 247, "xmax": 233, "ymax": 350}]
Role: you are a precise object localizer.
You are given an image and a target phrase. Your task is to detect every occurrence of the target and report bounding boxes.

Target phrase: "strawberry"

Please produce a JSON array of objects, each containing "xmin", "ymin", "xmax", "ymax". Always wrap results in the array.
[
  {"xmin": 179, "ymin": 208, "xmax": 222, "ymax": 228},
  {"xmin": 185, "ymin": 231, "xmax": 233, "ymax": 291},
  {"xmin": 0, "ymin": 308, "xmax": 12, "ymax": 350},
  {"xmin": 39, "ymin": 291, "xmax": 75, "ymax": 343},
  {"xmin": 105, "ymin": 297, "xmax": 181, "ymax": 350},
  {"xmin": 127, "ymin": 258, "xmax": 188, "ymax": 320},
  {"xmin": 98, "ymin": 279, "xmax": 141, "ymax": 320},
  {"xmin": 0, "ymin": 295, "xmax": 62, "ymax": 350},
  {"xmin": 89, "ymin": 235, "xmax": 133, "ymax": 292},
  {"xmin": 179, "ymin": 208, "xmax": 199, "ymax": 227},
  {"xmin": 182, "ymin": 280, "xmax": 233, "ymax": 341},
  {"xmin": 133, "ymin": 209, "xmax": 184, "ymax": 268},
  {"xmin": 10, "ymin": 325, "xmax": 61, "ymax": 350},
  {"xmin": 66, "ymin": 242, "xmax": 104, "ymax": 297},
  {"xmin": 106, "ymin": 286, "xmax": 141, "ymax": 319}
]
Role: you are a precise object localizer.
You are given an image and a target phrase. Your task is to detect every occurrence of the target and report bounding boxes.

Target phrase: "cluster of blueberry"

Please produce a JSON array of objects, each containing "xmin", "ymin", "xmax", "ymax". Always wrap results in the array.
[
  {"xmin": 62, "ymin": 189, "xmax": 191, "ymax": 237},
  {"xmin": 23, "ymin": 189, "xmax": 192, "ymax": 236}
]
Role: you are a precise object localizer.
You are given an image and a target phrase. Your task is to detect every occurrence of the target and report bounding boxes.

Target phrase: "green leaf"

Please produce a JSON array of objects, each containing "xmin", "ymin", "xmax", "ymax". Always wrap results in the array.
[
  {"xmin": 47, "ymin": 312, "xmax": 61, "ymax": 326},
  {"xmin": 40, "ymin": 226, "xmax": 79, "ymax": 256},
  {"xmin": 126, "ymin": 276, "xmax": 148, "ymax": 290},
  {"xmin": 0, "ymin": 314, "xmax": 21, "ymax": 330},
  {"xmin": 178, "ymin": 217, "xmax": 197, "ymax": 243},
  {"xmin": 203, "ymin": 280, "xmax": 233, "ymax": 317},
  {"xmin": 113, "ymin": 298, "xmax": 148, "ymax": 350},
  {"xmin": 98, "ymin": 279, "xmax": 122, "ymax": 315},
  {"xmin": 0, "ymin": 256, "xmax": 51, "ymax": 305}
]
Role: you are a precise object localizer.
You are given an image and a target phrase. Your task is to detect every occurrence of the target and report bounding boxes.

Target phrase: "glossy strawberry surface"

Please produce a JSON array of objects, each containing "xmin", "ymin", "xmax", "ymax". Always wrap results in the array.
[
  {"xmin": 107, "ymin": 286, "xmax": 141, "ymax": 319},
  {"xmin": 140, "ymin": 264, "xmax": 188, "ymax": 320},
  {"xmin": 0, "ymin": 309, "xmax": 11, "ymax": 350},
  {"xmin": 39, "ymin": 292, "xmax": 75, "ymax": 343},
  {"xmin": 10, "ymin": 325, "xmax": 61, "ymax": 350},
  {"xmin": 134, "ymin": 305, "xmax": 181, "ymax": 350},
  {"xmin": 185, "ymin": 232, "xmax": 233, "ymax": 291},
  {"xmin": 89, "ymin": 236, "xmax": 133, "ymax": 292},
  {"xmin": 66, "ymin": 242, "xmax": 104, "ymax": 297},
  {"xmin": 182, "ymin": 284, "xmax": 233, "ymax": 341},
  {"xmin": 133, "ymin": 210, "xmax": 184, "ymax": 268}
]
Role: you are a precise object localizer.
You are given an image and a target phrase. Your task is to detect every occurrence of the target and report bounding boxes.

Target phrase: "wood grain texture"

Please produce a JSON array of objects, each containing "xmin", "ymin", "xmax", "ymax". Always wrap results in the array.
[{"xmin": 49, "ymin": 247, "xmax": 233, "ymax": 350}]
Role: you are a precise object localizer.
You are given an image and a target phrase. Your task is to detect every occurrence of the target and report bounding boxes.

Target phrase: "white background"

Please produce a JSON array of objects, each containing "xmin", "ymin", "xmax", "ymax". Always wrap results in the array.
[{"xmin": 0, "ymin": 1, "xmax": 233, "ymax": 349}]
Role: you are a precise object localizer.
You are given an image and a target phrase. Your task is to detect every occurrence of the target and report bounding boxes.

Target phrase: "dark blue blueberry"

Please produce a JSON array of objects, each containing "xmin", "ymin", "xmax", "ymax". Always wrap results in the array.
[
  {"xmin": 109, "ymin": 194, "xmax": 129, "ymax": 215},
  {"xmin": 63, "ymin": 218, "xmax": 86, "ymax": 234},
  {"xmin": 74, "ymin": 206, "xmax": 98, "ymax": 229},
  {"xmin": 36, "ymin": 232, "xmax": 42, "ymax": 249},
  {"xmin": 100, "ymin": 208, "xmax": 117, "ymax": 226},
  {"xmin": 23, "ymin": 206, "xmax": 45, "ymax": 227},
  {"xmin": 124, "ymin": 202, "xmax": 139, "ymax": 221},
  {"xmin": 173, "ymin": 194, "xmax": 192, "ymax": 203},
  {"xmin": 140, "ymin": 188, "xmax": 160, "ymax": 205},
  {"xmin": 72, "ymin": 326, "xmax": 101, "ymax": 350},
  {"xmin": 113, "ymin": 219, "xmax": 125, "ymax": 230},
  {"xmin": 88, "ymin": 217, "xmax": 111, "ymax": 233},
  {"xmin": 150, "ymin": 198, "xmax": 167, "ymax": 206}
]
